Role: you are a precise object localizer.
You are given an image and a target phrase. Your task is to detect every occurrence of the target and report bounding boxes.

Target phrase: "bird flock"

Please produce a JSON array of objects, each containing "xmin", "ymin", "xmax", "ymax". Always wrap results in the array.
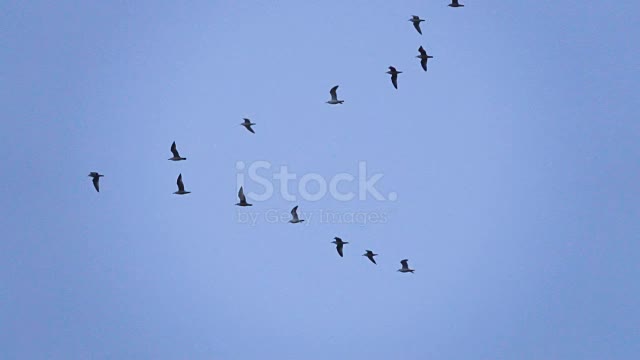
[{"xmin": 88, "ymin": 2, "xmax": 466, "ymax": 274}]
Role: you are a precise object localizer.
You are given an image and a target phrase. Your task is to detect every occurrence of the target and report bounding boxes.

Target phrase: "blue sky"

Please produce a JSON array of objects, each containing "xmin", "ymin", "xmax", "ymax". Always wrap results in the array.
[{"xmin": 1, "ymin": 0, "xmax": 639, "ymax": 359}]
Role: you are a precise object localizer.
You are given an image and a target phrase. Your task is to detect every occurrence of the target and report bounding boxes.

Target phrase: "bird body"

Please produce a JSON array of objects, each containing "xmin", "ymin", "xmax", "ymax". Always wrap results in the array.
[
  {"xmin": 236, "ymin": 186, "xmax": 252, "ymax": 206},
  {"xmin": 174, "ymin": 173, "xmax": 191, "ymax": 195},
  {"xmin": 416, "ymin": 46, "xmax": 434, "ymax": 72},
  {"xmin": 289, "ymin": 205, "xmax": 304, "ymax": 223},
  {"xmin": 168, "ymin": 141, "xmax": 187, "ymax": 161},
  {"xmin": 88, "ymin": 172, "xmax": 104, "ymax": 192},
  {"xmin": 386, "ymin": 66, "xmax": 402, "ymax": 89},
  {"xmin": 398, "ymin": 259, "xmax": 415, "ymax": 273},
  {"xmin": 363, "ymin": 250, "xmax": 378, "ymax": 264},
  {"xmin": 409, "ymin": 15, "xmax": 425, "ymax": 35},
  {"xmin": 241, "ymin": 118, "xmax": 256, "ymax": 134},
  {"xmin": 326, "ymin": 85, "xmax": 344, "ymax": 104},
  {"xmin": 332, "ymin": 237, "xmax": 349, "ymax": 257}
]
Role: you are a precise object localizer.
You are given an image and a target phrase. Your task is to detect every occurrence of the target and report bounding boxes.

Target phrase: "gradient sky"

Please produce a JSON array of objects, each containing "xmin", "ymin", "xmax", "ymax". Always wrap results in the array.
[{"xmin": 2, "ymin": 1, "xmax": 639, "ymax": 359}]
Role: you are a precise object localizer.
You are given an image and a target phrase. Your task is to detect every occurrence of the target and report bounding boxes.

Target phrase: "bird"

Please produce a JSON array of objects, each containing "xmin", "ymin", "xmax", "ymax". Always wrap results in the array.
[
  {"xmin": 88, "ymin": 172, "xmax": 104, "ymax": 192},
  {"xmin": 241, "ymin": 118, "xmax": 256, "ymax": 134},
  {"xmin": 409, "ymin": 15, "xmax": 425, "ymax": 35},
  {"xmin": 289, "ymin": 205, "xmax": 304, "ymax": 223},
  {"xmin": 417, "ymin": 46, "xmax": 434, "ymax": 72},
  {"xmin": 398, "ymin": 259, "xmax": 415, "ymax": 273},
  {"xmin": 363, "ymin": 250, "xmax": 378, "ymax": 264},
  {"xmin": 332, "ymin": 237, "xmax": 349, "ymax": 257},
  {"xmin": 386, "ymin": 66, "xmax": 402, "ymax": 89},
  {"xmin": 235, "ymin": 186, "xmax": 252, "ymax": 206},
  {"xmin": 448, "ymin": 0, "xmax": 464, "ymax": 7},
  {"xmin": 168, "ymin": 141, "xmax": 187, "ymax": 161},
  {"xmin": 173, "ymin": 173, "xmax": 191, "ymax": 195},
  {"xmin": 326, "ymin": 85, "xmax": 344, "ymax": 105}
]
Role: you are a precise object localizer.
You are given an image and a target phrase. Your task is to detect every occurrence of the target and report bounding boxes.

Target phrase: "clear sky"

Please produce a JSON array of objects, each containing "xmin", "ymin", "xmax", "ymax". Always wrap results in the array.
[{"xmin": 1, "ymin": 1, "xmax": 639, "ymax": 359}]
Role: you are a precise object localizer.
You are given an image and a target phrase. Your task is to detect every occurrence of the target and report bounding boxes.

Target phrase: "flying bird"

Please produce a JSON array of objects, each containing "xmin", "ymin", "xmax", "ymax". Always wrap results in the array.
[
  {"xmin": 168, "ymin": 141, "xmax": 187, "ymax": 161},
  {"xmin": 241, "ymin": 118, "xmax": 256, "ymax": 134},
  {"xmin": 289, "ymin": 205, "xmax": 304, "ymax": 223},
  {"xmin": 409, "ymin": 15, "xmax": 425, "ymax": 35},
  {"xmin": 332, "ymin": 237, "xmax": 349, "ymax": 257},
  {"xmin": 326, "ymin": 85, "xmax": 344, "ymax": 105},
  {"xmin": 235, "ymin": 186, "xmax": 252, "ymax": 206},
  {"xmin": 88, "ymin": 172, "xmax": 104, "ymax": 192},
  {"xmin": 363, "ymin": 250, "xmax": 378, "ymax": 264},
  {"xmin": 386, "ymin": 66, "xmax": 402, "ymax": 89},
  {"xmin": 173, "ymin": 173, "xmax": 191, "ymax": 195},
  {"xmin": 417, "ymin": 46, "xmax": 434, "ymax": 72},
  {"xmin": 448, "ymin": 0, "xmax": 464, "ymax": 7},
  {"xmin": 398, "ymin": 259, "xmax": 415, "ymax": 273}
]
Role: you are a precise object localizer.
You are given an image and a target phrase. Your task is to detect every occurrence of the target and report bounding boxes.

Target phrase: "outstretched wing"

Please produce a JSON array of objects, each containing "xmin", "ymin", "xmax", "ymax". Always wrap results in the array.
[
  {"xmin": 177, "ymin": 174, "xmax": 185, "ymax": 192},
  {"xmin": 330, "ymin": 85, "xmax": 339, "ymax": 100},
  {"xmin": 92, "ymin": 176, "xmax": 100, "ymax": 192},
  {"xmin": 391, "ymin": 74, "xmax": 398, "ymax": 89},
  {"xmin": 336, "ymin": 244, "xmax": 344, "ymax": 257},
  {"xmin": 291, "ymin": 206, "xmax": 299, "ymax": 221},
  {"xmin": 413, "ymin": 21, "xmax": 422, "ymax": 35},
  {"xmin": 400, "ymin": 259, "xmax": 409, "ymax": 269},
  {"xmin": 171, "ymin": 141, "xmax": 181, "ymax": 158},
  {"xmin": 238, "ymin": 186, "xmax": 247, "ymax": 202}
]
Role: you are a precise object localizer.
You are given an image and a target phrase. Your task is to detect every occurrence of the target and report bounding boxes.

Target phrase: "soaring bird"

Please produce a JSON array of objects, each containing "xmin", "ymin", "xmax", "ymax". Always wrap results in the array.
[
  {"xmin": 168, "ymin": 141, "xmax": 187, "ymax": 161},
  {"xmin": 398, "ymin": 259, "xmax": 415, "ymax": 273},
  {"xmin": 88, "ymin": 172, "xmax": 104, "ymax": 192},
  {"xmin": 326, "ymin": 85, "xmax": 344, "ymax": 105},
  {"xmin": 448, "ymin": 0, "xmax": 464, "ymax": 7},
  {"xmin": 241, "ymin": 118, "xmax": 256, "ymax": 134},
  {"xmin": 417, "ymin": 46, "xmax": 434, "ymax": 72},
  {"xmin": 173, "ymin": 173, "xmax": 191, "ymax": 195},
  {"xmin": 235, "ymin": 186, "xmax": 252, "ymax": 206},
  {"xmin": 409, "ymin": 15, "xmax": 425, "ymax": 35},
  {"xmin": 332, "ymin": 237, "xmax": 349, "ymax": 257},
  {"xmin": 386, "ymin": 66, "xmax": 402, "ymax": 89},
  {"xmin": 363, "ymin": 250, "xmax": 378, "ymax": 264},
  {"xmin": 289, "ymin": 205, "xmax": 304, "ymax": 223}
]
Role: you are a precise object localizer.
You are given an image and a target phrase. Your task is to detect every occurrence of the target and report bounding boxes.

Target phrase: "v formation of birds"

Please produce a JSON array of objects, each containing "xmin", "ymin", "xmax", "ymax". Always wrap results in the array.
[{"xmin": 88, "ymin": 4, "xmax": 466, "ymax": 274}]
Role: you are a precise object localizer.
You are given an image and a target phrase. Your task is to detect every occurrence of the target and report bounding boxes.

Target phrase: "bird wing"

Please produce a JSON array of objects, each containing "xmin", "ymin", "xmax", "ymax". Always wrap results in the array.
[
  {"xmin": 238, "ymin": 186, "xmax": 246, "ymax": 202},
  {"xmin": 243, "ymin": 118, "xmax": 251, "ymax": 125},
  {"xmin": 92, "ymin": 176, "xmax": 100, "ymax": 192},
  {"xmin": 291, "ymin": 206, "xmax": 299, "ymax": 221},
  {"xmin": 336, "ymin": 244, "xmax": 344, "ymax": 257},
  {"xmin": 452, "ymin": 0, "xmax": 459, "ymax": 5},
  {"xmin": 171, "ymin": 141, "xmax": 180, "ymax": 158},
  {"xmin": 246, "ymin": 125, "xmax": 255, "ymax": 134},
  {"xmin": 401, "ymin": 259, "xmax": 409, "ymax": 269},
  {"xmin": 330, "ymin": 85, "xmax": 339, "ymax": 100},
  {"xmin": 413, "ymin": 22, "xmax": 422, "ymax": 35},
  {"xmin": 421, "ymin": 58, "xmax": 427, "ymax": 71},
  {"xmin": 370, "ymin": 255, "xmax": 377, "ymax": 264},
  {"xmin": 418, "ymin": 46, "xmax": 426, "ymax": 56},
  {"xmin": 177, "ymin": 174, "xmax": 185, "ymax": 192},
  {"xmin": 391, "ymin": 74, "xmax": 398, "ymax": 89}
]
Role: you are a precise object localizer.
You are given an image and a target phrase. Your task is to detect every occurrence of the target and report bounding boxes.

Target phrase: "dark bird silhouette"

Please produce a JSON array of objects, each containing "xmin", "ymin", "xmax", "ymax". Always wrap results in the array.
[
  {"xmin": 363, "ymin": 250, "xmax": 378, "ymax": 264},
  {"xmin": 386, "ymin": 66, "xmax": 402, "ymax": 89},
  {"xmin": 417, "ymin": 46, "xmax": 434, "ymax": 72},
  {"xmin": 168, "ymin": 141, "xmax": 187, "ymax": 161},
  {"xmin": 235, "ymin": 186, "xmax": 252, "ymax": 206},
  {"xmin": 88, "ymin": 172, "xmax": 104, "ymax": 192},
  {"xmin": 332, "ymin": 237, "xmax": 349, "ymax": 257},
  {"xmin": 289, "ymin": 205, "xmax": 304, "ymax": 223},
  {"xmin": 174, "ymin": 173, "xmax": 191, "ymax": 195},
  {"xmin": 326, "ymin": 85, "xmax": 344, "ymax": 104},
  {"xmin": 398, "ymin": 259, "xmax": 415, "ymax": 273},
  {"xmin": 449, "ymin": 0, "xmax": 464, "ymax": 7},
  {"xmin": 241, "ymin": 118, "xmax": 256, "ymax": 134},
  {"xmin": 409, "ymin": 15, "xmax": 425, "ymax": 35}
]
